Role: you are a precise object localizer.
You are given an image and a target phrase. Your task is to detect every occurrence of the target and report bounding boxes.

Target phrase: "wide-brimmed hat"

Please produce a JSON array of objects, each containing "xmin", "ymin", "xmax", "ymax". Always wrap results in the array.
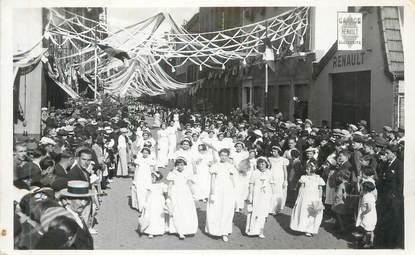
[
  {"xmin": 253, "ymin": 129, "xmax": 263, "ymax": 137},
  {"xmin": 120, "ymin": 127, "xmax": 129, "ymax": 133},
  {"xmin": 39, "ymin": 137, "xmax": 57, "ymax": 146},
  {"xmin": 60, "ymin": 180, "xmax": 94, "ymax": 198}
]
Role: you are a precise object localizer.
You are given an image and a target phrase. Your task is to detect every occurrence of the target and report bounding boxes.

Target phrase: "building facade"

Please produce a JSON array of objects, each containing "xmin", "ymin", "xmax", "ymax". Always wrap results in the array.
[
  {"xmin": 13, "ymin": 7, "xmax": 106, "ymax": 136},
  {"xmin": 310, "ymin": 7, "xmax": 404, "ymax": 131},
  {"xmin": 171, "ymin": 7, "xmax": 346, "ymax": 121}
]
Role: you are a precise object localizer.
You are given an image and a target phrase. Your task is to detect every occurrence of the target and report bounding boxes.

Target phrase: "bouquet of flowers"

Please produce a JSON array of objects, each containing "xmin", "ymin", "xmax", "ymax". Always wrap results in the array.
[{"xmin": 308, "ymin": 200, "xmax": 325, "ymax": 217}]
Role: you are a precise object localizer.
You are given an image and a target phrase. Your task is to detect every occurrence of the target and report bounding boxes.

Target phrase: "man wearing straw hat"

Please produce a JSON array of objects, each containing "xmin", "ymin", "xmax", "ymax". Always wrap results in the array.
[{"xmin": 58, "ymin": 180, "xmax": 95, "ymax": 249}]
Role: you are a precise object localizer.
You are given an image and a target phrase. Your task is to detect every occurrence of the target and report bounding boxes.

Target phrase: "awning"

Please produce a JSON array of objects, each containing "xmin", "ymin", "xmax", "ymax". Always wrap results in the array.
[{"xmin": 50, "ymin": 78, "xmax": 80, "ymax": 99}]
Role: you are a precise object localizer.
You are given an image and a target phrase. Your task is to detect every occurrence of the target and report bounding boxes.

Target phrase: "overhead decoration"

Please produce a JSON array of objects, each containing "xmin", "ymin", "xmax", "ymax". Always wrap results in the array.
[{"xmin": 16, "ymin": 7, "xmax": 310, "ymax": 97}]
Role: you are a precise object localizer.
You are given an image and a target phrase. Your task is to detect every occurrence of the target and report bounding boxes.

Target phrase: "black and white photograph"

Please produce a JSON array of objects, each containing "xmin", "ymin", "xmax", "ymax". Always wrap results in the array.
[{"xmin": 4, "ymin": 0, "xmax": 414, "ymax": 252}]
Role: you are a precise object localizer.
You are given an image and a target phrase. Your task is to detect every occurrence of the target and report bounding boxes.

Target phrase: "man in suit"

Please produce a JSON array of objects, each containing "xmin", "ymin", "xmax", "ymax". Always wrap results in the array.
[
  {"xmin": 59, "ymin": 181, "xmax": 95, "ymax": 249},
  {"xmin": 68, "ymin": 149, "xmax": 94, "ymax": 183},
  {"xmin": 51, "ymin": 150, "xmax": 75, "ymax": 191},
  {"xmin": 377, "ymin": 145, "xmax": 404, "ymax": 248}
]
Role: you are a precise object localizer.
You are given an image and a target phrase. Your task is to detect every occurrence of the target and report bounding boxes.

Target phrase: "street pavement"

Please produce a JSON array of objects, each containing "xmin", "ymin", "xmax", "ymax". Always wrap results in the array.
[{"xmin": 94, "ymin": 118, "xmax": 353, "ymax": 249}]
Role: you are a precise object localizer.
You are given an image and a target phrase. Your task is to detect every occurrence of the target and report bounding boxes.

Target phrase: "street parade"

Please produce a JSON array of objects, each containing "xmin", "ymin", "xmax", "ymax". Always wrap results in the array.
[{"xmin": 10, "ymin": 6, "xmax": 406, "ymax": 251}]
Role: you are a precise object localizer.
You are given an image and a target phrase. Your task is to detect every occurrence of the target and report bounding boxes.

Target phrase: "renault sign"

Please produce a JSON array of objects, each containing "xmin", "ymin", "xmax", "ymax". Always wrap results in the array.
[{"xmin": 337, "ymin": 12, "xmax": 362, "ymax": 50}]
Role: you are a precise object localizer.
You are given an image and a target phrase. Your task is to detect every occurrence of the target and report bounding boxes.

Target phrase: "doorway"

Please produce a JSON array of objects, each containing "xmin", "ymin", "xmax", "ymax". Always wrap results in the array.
[{"xmin": 331, "ymin": 71, "xmax": 371, "ymax": 129}]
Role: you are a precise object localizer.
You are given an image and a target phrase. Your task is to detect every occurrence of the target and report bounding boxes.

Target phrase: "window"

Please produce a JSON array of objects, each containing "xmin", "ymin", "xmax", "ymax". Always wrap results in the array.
[{"xmin": 398, "ymin": 94, "xmax": 404, "ymax": 129}]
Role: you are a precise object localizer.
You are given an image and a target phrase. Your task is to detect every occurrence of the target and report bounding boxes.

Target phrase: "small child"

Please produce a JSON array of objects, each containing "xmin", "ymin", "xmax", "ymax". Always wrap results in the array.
[
  {"xmin": 139, "ymin": 172, "xmax": 168, "ymax": 238},
  {"xmin": 331, "ymin": 171, "xmax": 350, "ymax": 233},
  {"xmin": 355, "ymin": 181, "xmax": 377, "ymax": 248},
  {"xmin": 290, "ymin": 161, "xmax": 325, "ymax": 237},
  {"xmin": 360, "ymin": 167, "xmax": 377, "ymax": 200}
]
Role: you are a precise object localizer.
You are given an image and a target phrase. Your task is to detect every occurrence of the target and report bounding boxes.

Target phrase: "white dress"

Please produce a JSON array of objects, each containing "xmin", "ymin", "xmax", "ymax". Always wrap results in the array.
[
  {"xmin": 290, "ymin": 174, "xmax": 325, "ymax": 234},
  {"xmin": 166, "ymin": 170, "xmax": 198, "ymax": 235},
  {"xmin": 166, "ymin": 126, "xmax": 178, "ymax": 160},
  {"xmin": 230, "ymin": 150, "xmax": 249, "ymax": 210},
  {"xmin": 157, "ymin": 128, "xmax": 169, "ymax": 167},
  {"xmin": 117, "ymin": 134, "xmax": 129, "ymax": 177},
  {"xmin": 174, "ymin": 149, "xmax": 195, "ymax": 180},
  {"xmin": 268, "ymin": 157, "xmax": 289, "ymax": 213},
  {"xmin": 205, "ymin": 161, "xmax": 237, "ymax": 236},
  {"xmin": 193, "ymin": 151, "xmax": 214, "ymax": 200},
  {"xmin": 132, "ymin": 156, "xmax": 155, "ymax": 212},
  {"xmin": 173, "ymin": 113, "xmax": 180, "ymax": 130},
  {"xmin": 235, "ymin": 157, "xmax": 256, "ymax": 211},
  {"xmin": 141, "ymin": 183, "xmax": 168, "ymax": 235},
  {"xmin": 355, "ymin": 192, "xmax": 377, "ymax": 231},
  {"xmin": 246, "ymin": 169, "xmax": 274, "ymax": 236},
  {"xmin": 153, "ymin": 113, "xmax": 161, "ymax": 127}
]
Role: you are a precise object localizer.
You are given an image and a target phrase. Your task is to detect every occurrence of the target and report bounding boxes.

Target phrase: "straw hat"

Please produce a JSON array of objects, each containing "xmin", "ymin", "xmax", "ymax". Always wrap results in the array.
[{"xmin": 59, "ymin": 181, "xmax": 94, "ymax": 198}]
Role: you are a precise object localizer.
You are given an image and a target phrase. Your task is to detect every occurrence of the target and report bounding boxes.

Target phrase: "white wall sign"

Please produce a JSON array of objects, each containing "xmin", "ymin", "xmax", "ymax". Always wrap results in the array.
[{"xmin": 337, "ymin": 12, "xmax": 362, "ymax": 50}]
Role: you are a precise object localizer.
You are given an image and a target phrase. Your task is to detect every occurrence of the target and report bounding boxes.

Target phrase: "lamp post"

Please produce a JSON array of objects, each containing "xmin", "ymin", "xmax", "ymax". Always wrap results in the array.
[{"xmin": 263, "ymin": 46, "xmax": 274, "ymax": 120}]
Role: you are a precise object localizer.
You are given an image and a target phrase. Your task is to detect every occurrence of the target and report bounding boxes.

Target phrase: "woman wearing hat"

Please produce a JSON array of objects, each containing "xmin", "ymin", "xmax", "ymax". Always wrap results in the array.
[
  {"xmin": 268, "ymin": 146, "xmax": 289, "ymax": 215},
  {"xmin": 166, "ymin": 157, "xmax": 198, "ymax": 239},
  {"xmin": 205, "ymin": 149, "xmax": 237, "ymax": 242},
  {"xmin": 245, "ymin": 157, "xmax": 275, "ymax": 238}
]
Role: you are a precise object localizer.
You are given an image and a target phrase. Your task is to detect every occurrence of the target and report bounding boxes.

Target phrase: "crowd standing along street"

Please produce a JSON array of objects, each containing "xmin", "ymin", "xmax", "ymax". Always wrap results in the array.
[{"xmin": 13, "ymin": 96, "xmax": 404, "ymax": 249}]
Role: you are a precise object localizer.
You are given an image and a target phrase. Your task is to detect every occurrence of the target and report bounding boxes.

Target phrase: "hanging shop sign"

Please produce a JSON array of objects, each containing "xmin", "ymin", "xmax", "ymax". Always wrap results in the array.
[{"xmin": 337, "ymin": 12, "xmax": 362, "ymax": 51}]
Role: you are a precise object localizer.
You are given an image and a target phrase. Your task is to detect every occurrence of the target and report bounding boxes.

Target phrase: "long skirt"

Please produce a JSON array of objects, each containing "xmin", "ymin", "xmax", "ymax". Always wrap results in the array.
[{"xmin": 117, "ymin": 148, "xmax": 129, "ymax": 176}]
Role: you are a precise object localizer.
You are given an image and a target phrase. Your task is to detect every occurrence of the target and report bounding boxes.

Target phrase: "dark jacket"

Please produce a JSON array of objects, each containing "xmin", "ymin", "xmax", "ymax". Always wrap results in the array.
[
  {"xmin": 68, "ymin": 164, "xmax": 90, "ymax": 184},
  {"xmin": 51, "ymin": 164, "xmax": 70, "ymax": 191}
]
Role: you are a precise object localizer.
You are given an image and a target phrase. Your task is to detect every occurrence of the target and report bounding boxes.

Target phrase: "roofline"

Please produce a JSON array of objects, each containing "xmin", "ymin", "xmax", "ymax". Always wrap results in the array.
[
  {"xmin": 377, "ymin": 7, "xmax": 404, "ymax": 81},
  {"xmin": 312, "ymin": 41, "xmax": 337, "ymax": 79}
]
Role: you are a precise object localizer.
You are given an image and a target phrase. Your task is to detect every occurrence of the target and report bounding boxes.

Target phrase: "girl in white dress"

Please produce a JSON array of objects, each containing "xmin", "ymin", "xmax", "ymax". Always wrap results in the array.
[
  {"xmin": 153, "ymin": 111, "xmax": 161, "ymax": 128},
  {"xmin": 235, "ymin": 149, "xmax": 257, "ymax": 212},
  {"xmin": 193, "ymin": 144, "xmax": 214, "ymax": 201},
  {"xmin": 246, "ymin": 157, "xmax": 275, "ymax": 238},
  {"xmin": 290, "ymin": 161, "xmax": 325, "ymax": 237},
  {"xmin": 174, "ymin": 139, "xmax": 196, "ymax": 180},
  {"xmin": 205, "ymin": 149, "xmax": 237, "ymax": 242},
  {"xmin": 268, "ymin": 146, "xmax": 289, "ymax": 215},
  {"xmin": 132, "ymin": 148, "xmax": 156, "ymax": 213},
  {"xmin": 156, "ymin": 123, "xmax": 169, "ymax": 168},
  {"xmin": 191, "ymin": 132, "xmax": 202, "ymax": 155},
  {"xmin": 200, "ymin": 129, "xmax": 217, "ymax": 161},
  {"xmin": 166, "ymin": 157, "xmax": 198, "ymax": 239},
  {"xmin": 140, "ymin": 172, "xmax": 168, "ymax": 238},
  {"xmin": 173, "ymin": 110, "xmax": 180, "ymax": 130},
  {"xmin": 230, "ymin": 142, "xmax": 249, "ymax": 211},
  {"xmin": 138, "ymin": 131, "xmax": 156, "ymax": 159},
  {"xmin": 166, "ymin": 120, "xmax": 179, "ymax": 160},
  {"xmin": 355, "ymin": 181, "xmax": 377, "ymax": 247}
]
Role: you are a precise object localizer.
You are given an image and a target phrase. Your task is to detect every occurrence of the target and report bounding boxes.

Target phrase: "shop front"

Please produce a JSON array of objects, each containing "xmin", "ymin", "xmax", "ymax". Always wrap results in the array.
[{"xmin": 310, "ymin": 7, "xmax": 404, "ymax": 131}]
